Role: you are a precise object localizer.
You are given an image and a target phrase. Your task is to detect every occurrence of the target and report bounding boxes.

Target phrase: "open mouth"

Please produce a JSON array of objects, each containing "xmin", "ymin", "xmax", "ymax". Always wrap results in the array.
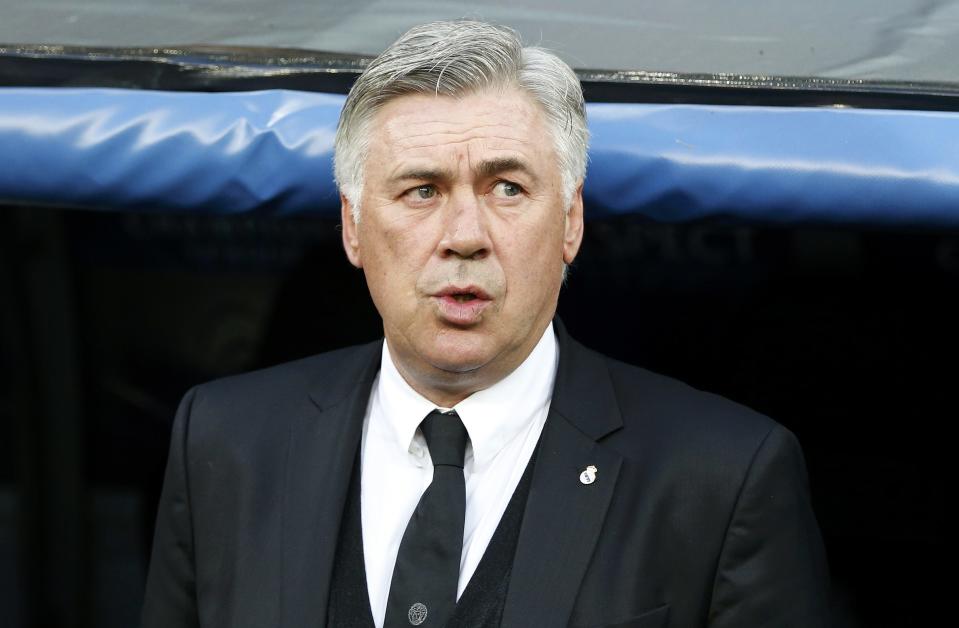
[
  {"xmin": 435, "ymin": 285, "xmax": 491, "ymax": 302},
  {"xmin": 433, "ymin": 286, "xmax": 492, "ymax": 324}
]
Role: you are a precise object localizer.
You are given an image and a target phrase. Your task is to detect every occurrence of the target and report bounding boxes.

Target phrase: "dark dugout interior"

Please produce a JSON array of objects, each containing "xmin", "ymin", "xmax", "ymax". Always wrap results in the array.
[
  {"xmin": 3, "ymin": 208, "xmax": 954, "ymax": 628},
  {"xmin": 1, "ymin": 52, "xmax": 956, "ymax": 628}
]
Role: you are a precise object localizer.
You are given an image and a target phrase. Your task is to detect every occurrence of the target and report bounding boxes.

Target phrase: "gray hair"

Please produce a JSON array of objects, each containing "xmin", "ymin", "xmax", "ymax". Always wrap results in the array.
[{"xmin": 334, "ymin": 20, "xmax": 589, "ymax": 220}]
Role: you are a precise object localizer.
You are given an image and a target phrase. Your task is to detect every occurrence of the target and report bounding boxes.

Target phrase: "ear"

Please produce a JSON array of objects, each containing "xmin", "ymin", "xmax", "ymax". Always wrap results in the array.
[
  {"xmin": 340, "ymin": 194, "xmax": 363, "ymax": 268},
  {"xmin": 562, "ymin": 183, "xmax": 585, "ymax": 265}
]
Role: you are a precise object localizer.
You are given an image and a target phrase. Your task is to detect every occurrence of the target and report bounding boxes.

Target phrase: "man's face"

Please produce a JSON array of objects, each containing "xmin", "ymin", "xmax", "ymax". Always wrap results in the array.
[{"xmin": 341, "ymin": 88, "xmax": 584, "ymax": 404}]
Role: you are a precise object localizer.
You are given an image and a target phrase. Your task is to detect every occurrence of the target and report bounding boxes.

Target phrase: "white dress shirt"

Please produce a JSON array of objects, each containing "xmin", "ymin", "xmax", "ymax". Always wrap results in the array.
[{"xmin": 360, "ymin": 323, "xmax": 558, "ymax": 628}]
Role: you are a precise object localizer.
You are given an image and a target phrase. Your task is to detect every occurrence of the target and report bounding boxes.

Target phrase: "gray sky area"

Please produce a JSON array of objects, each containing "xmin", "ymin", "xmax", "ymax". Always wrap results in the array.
[{"xmin": 2, "ymin": 0, "xmax": 958, "ymax": 83}]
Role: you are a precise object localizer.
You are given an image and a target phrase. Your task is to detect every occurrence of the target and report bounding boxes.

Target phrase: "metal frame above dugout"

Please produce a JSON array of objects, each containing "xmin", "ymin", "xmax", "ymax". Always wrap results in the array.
[{"xmin": 3, "ymin": 44, "xmax": 959, "ymax": 108}]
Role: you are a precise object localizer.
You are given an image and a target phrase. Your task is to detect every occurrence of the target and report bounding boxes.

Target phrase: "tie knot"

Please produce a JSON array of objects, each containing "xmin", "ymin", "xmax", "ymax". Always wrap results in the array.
[{"xmin": 420, "ymin": 410, "xmax": 468, "ymax": 468}]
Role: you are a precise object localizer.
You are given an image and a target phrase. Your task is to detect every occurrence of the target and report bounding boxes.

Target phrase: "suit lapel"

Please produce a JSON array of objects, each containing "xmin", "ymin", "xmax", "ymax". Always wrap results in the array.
[
  {"xmin": 280, "ymin": 342, "xmax": 380, "ymax": 626},
  {"xmin": 276, "ymin": 325, "xmax": 621, "ymax": 626},
  {"xmin": 501, "ymin": 323, "xmax": 625, "ymax": 628}
]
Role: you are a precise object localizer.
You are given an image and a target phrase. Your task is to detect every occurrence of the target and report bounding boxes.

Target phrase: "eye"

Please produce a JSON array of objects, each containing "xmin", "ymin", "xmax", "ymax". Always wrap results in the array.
[
  {"xmin": 491, "ymin": 181, "xmax": 523, "ymax": 198},
  {"xmin": 402, "ymin": 184, "xmax": 439, "ymax": 205},
  {"xmin": 411, "ymin": 185, "xmax": 436, "ymax": 200}
]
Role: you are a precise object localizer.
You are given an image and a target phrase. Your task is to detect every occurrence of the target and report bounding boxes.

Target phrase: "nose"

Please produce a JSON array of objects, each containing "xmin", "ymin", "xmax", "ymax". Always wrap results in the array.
[{"xmin": 437, "ymin": 187, "xmax": 491, "ymax": 260}]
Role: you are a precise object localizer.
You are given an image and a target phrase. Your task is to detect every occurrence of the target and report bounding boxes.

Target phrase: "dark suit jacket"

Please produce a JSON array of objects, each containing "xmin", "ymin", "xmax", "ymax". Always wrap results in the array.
[{"xmin": 142, "ymin": 324, "xmax": 830, "ymax": 628}]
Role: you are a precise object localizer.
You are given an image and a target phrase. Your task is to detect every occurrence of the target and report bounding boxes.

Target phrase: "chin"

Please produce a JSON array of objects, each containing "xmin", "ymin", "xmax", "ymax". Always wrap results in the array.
[
  {"xmin": 426, "ymin": 349, "xmax": 489, "ymax": 375},
  {"xmin": 421, "ymin": 335, "xmax": 493, "ymax": 375}
]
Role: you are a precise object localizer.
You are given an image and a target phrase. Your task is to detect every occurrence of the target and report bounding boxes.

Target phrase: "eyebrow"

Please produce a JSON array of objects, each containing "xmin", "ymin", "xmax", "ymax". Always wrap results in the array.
[
  {"xmin": 389, "ymin": 168, "xmax": 454, "ymax": 185},
  {"xmin": 475, "ymin": 157, "xmax": 538, "ymax": 183},
  {"xmin": 388, "ymin": 158, "xmax": 538, "ymax": 186}
]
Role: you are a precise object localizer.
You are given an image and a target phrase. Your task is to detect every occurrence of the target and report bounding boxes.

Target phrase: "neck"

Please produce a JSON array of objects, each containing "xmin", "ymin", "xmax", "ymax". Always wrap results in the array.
[
  {"xmin": 390, "ymin": 360, "xmax": 492, "ymax": 408},
  {"xmin": 386, "ymin": 322, "xmax": 552, "ymax": 408}
]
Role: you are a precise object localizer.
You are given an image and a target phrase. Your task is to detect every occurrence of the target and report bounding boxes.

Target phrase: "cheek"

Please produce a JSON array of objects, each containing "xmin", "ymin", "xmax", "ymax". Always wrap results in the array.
[
  {"xmin": 360, "ymin": 219, "xmax": 434, "ymax": 299},
  {"xmin": 362, "ymin": 212, "xmax": 421, "ymax": 266},
  {"xmin": 499, "ymin": 222, "xmax": 565, "ymax": 292}
]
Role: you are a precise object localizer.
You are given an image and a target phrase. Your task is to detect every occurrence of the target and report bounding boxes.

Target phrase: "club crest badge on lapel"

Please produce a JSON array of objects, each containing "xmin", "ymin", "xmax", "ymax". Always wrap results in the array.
[{"xmin": 579, "ymin": 465, "xmax": 598, "ymax": 485}]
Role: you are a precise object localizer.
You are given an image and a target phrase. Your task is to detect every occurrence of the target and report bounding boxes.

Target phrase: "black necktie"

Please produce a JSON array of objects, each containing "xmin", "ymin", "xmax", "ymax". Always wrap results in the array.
[{"xmin": 384, "ymin": 410, "xmax": 468, "ymax": 628}]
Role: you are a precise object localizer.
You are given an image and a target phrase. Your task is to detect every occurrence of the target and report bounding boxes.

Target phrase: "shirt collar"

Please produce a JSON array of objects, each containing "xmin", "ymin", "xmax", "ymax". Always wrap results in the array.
[{"xmin": 376, "ymin": 323, "xmax": 558, "ymax": 468}]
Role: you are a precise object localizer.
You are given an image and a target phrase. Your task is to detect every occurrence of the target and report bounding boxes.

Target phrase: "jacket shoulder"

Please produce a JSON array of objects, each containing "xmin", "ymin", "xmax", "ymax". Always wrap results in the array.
[
  {"xmin": 599, "ymin": 352, "xmax": 784, "ymax": 465},
  {"xmin": 180, "ymin": 340, "xmax": 380, "ymax": 447},
  {"xmin": 595, "ymin": 352, "xmax": 807, "ymax": 540},
  {"xmin": 609, "ymin": 355, "xmax": 774, "ymax": 430},
  {"xmin": 194, "ymin": 341, "xmax": 379, "ymax": 405}
]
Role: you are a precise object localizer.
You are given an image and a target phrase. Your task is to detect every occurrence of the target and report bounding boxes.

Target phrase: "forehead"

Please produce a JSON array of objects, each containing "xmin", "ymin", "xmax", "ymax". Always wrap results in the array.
[{"xmin": 366, "ymin": 88, "xmax": 555, "ymax": 173}]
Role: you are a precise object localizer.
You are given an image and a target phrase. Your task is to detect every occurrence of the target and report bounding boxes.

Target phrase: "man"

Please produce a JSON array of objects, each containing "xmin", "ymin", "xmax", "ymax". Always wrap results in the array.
[{"xmin": 142, "ymin": 20, "xmax": 830, "ymax": 628}]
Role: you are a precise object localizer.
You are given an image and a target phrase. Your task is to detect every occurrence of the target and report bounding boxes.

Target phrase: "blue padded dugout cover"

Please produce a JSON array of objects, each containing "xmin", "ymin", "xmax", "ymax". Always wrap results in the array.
[{"xmin": 1, "ymin": 87, "xmax": 957, "ymax": 226}]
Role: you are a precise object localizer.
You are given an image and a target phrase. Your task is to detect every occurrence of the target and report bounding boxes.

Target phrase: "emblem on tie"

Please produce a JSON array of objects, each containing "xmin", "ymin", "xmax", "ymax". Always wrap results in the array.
[
  {"xmin": 579, "ymin": 465, "xmax": 598, "ymax": 485},
  {"xmin": 408, "ymin": 602, "xmax": 428, "ymax": 626}
]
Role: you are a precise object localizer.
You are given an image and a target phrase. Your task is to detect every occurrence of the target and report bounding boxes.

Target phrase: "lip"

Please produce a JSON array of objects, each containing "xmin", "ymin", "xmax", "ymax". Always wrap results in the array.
[
  {"xmin": 431, "ymin": 285, "xmax": 493, "ymax": 326},
  {"xmin": 433, "ymin": 285, "xmax": 492, "ymax": 300}
]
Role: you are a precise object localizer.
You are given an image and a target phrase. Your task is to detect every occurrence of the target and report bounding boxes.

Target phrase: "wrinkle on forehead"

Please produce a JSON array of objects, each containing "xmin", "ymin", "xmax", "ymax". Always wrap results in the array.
[
  {"xmin": 376, "ymin": 91, "xmax": 540, "ymax": 147},
  {"xmin": 364, "ymin": 89, "xmax": 559, "ymax": 195},
  {"xmin": 385, "ymin": 124, "xmax": 535, "ymax": 155},
  {"xmin": 393, "ymin": 122, "xmax": 522, "ymax": 142},
  {"xmin": 396, "ymin": 135, "xmax": 535, "ymax": 153}
]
